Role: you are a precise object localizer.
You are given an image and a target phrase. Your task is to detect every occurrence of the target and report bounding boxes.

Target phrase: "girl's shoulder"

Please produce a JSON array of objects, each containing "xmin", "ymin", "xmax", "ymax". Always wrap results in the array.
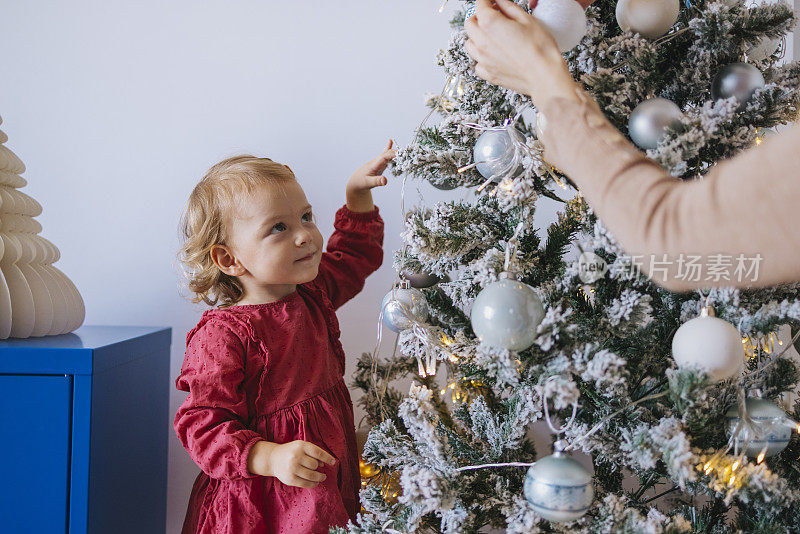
[{"xmin": 186, "ymin": 307, "xmax": 257, "ymax": 349}]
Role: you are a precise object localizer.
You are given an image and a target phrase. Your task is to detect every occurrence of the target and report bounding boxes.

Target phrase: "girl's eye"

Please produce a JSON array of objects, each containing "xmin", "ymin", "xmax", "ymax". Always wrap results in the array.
[
  {"xmin": 270, "ymin": 223, "xmax": 286, "ymax": 234},
  {"xmin": 302, "ymin": 211, "xmax": 313, "ymax": 222}
]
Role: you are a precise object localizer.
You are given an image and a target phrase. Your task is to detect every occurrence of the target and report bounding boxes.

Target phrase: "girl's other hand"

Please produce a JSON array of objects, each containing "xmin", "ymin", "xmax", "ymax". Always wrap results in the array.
[
  {"xmin": 249, "ymin": 440, "xmax": 337, "ymax": 488},
  {"xmin": 347, "ymin": 140, "xmax": 396, "ymax": 192}
]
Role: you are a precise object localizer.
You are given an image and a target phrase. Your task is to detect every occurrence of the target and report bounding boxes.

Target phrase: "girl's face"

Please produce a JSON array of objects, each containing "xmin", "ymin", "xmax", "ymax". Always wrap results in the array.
[{"xmin": 222, "ymin": 180, "xmax": 324, "ymax": 302}]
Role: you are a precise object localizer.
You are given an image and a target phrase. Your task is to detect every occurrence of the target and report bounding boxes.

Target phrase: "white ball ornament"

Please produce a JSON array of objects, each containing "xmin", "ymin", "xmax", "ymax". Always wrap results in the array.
[
  {"xmin": 616, "ymin": 0, "xmax": 680, "ymax": 39},
  {"xmin": 533, "ymin": 0, "xmax": 588, "ymax": 52},
  {"xmin": 726, "ymin": 398, "xmax": 793, "ymax": 458},
  {"xmin": 470, "ymin": 272, "xmax": 545, "ymax": 352},
  {"xmin": 380, "ymin": 279, "xmax": 429, "ymax": 333},
  {"xmin": 628, "ymin": 98, "xmax": 683, "ymax": 150},
  {"xmin": 671, "ymin": 305, "xmax": 744, "ymax": 382},
  {"xmin": 523, "ymin": 452, "xmax": 594, "ymax": 522},
  {"xmin": 744, "ymin": 0, "xmax": 786, "ymax": 61}
]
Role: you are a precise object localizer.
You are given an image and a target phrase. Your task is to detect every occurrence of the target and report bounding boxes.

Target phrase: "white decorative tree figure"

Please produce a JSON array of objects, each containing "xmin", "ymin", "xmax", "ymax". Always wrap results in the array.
[{"xmin": 0, "ymin": 114, "xmax": 85, "ymax": 339}]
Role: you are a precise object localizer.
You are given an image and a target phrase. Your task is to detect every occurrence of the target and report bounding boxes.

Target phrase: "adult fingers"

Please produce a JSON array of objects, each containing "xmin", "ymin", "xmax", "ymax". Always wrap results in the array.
[
  {"xmin": 305, "ymin": 442, "xmax": 337, "ymax": 466},
  {"xmin": 494, "ymin": 0, "xmax": 531, "ymax": 21},
  {"xmin": 464, "ymin": 38, "xmax": 480, "ymax": 61}
]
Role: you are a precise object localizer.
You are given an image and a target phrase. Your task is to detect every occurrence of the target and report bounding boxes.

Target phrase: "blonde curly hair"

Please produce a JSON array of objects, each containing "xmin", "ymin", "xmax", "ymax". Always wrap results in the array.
[{"xmin": 177, "ymin": 155, "xmax": 297, "ymax": 308}]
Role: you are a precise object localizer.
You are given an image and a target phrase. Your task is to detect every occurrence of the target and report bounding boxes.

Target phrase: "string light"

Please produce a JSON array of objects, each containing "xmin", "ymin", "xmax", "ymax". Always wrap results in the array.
[{"xmin": 742, "ymin": 331, "xmax": 781, "ymax": 359}]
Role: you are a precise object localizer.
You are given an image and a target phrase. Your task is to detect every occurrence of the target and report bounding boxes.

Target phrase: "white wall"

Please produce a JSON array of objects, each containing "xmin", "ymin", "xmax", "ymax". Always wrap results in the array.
[
  {"xmin": 2, "ymin": 2, "xmax": 795, "ymax": 532},
  {"xmin": 0, "ymin": 2, "xmax": 546, "ymax": 532}
]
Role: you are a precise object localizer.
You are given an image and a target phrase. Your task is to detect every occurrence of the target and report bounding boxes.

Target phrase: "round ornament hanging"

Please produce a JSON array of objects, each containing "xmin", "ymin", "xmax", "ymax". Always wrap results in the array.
[
  {"xmin": 473, "ymin": 126, "xmax": 525, "ymax": 182},
  {"xmin": 615, "ymin": 0, "xmax": 680, "ymax": 39},
  {"xmin": 628, "ymin": 98, "xmax": 683, "ymax": 150},
  {"xmin": 380, "ymin": 279, "xmax": 429, "ymax": 333},
  {"xmin": 524, "ymin": 452, "xmax": 594, "ymax": 522},
  {"xmin": 470, "ymin": 272, "xmax": 544, "ymax": 351},
  {"xmin": 711, "ymin": 63, "xmax": 765, "ymax": 111},
  {"xmin": 532, "ymin": 0, "xmax": 588, "ymax": 52},
  {"xmin": 401, "ymin": 269, "xmax": 451, "ymax": 289},
  {"xmin": 671, "ymin": 305, "xmax": 744, "ymax": 382},
  {"xmin": 726, "ymin": 397, "xmax": 793, "ymax": 458},
  {"xmin": 744, "ymin": 0, "xmax": 785, "ymax": 61}
]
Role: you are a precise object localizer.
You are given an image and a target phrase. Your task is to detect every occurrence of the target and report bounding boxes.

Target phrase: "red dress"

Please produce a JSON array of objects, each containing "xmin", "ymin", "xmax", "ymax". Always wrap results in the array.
[{"xmin": 174, "ymin": 205, "xmax": 384, "ymax": 534}]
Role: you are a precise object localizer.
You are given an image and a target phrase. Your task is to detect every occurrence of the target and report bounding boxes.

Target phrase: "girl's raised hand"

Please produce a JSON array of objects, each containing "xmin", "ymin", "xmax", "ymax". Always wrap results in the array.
[
  {"xmin": 347, "ymin": 140, "xmax": 397, "ymax": 192},
  {"xmin": 268, "ymin": 440, "xmax": 337, "ymax": 489}
]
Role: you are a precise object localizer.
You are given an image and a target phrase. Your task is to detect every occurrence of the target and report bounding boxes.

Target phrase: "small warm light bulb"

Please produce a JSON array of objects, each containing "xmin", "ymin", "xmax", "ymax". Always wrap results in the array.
[
  {"xmin": 729, "ymin": 475, "xmax": 736, "ymax": 486},
  {"xmin": 448, "ymin": 353, "xmax": 459, "ymax": 363},
  {"xmin": 757, "ymin": 450, "xmax": 766, "ymax": 464},
  {"xmin": 731, "ymin": 460, "xmax": 740, "ymax": 472},
  {"xmin": 795, "ymin": 423, "xmax": 800, "ymax": 434}
]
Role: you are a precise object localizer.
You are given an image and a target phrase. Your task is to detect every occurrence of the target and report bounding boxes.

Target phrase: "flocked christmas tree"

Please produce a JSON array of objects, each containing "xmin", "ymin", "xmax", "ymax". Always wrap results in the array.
[{"xmin": 338, "ymin": 0, "xmax": 800, "ymax": 532}]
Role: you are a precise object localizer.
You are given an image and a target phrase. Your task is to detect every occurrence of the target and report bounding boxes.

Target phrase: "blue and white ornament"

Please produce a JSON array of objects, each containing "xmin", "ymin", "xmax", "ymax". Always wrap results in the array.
[
  {"xmin": 726, "ymin": 397, "xmax": 794, "ymax": 458},
  {"xmin": 470, "ymin": 272, "xmax": 544, "ymax": 351},
  {"xmin": 380, "ymin": 279, "xmax": 429, "ymax": 333},
  {"xmin": 465, "ymin": 4, "xmax": 476, "ymax": 19},
  {"xmin": 671, "ymin": 305, "xmax": 744, "ymax": 383},
  {"xmin": 524, "ymin": 452, "xmax": 594, "ymax": 522},
  {"xmin": 473, "ymin": 125, "xmax": 526, "ymax": 183}
]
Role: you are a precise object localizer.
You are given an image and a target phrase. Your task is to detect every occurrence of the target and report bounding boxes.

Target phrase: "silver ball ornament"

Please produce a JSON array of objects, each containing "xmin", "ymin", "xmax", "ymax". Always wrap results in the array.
[
  {"xmin": 616, "ymin": 0, "xmax": 680, "ymax": 39},
  {"xmin": 380, "ymin": 282, "xmax": 429, "ymax": 333},
  {"xmin": 473, "ymin": 127, "xmax": 524, "ymax": 182},
  {"xmin": 671, "ymin": 306, "xmax": 743, "ymax": 382},
  {"xmin": 524, "ymin": 452, "xmax": 594, "ymax": 523},
  {"xmin": 430, "ymin": 178, "xmax": 458, "ymax": 191},
  {"xmin": 470, "ymin": 273, "xmax": 544, "ymax": 351},
  {"xmin": 711, "ymin": 63, "xmax": 765, "ymax": 111},
  {"xmin": 628, "ymin": 98, "xmax": 682, "ymax": 150},
  {"xmin": 726, "ymin": 398, "xmax": 792, "ymax": 458},
  {"xmin": 401, "ymin": 270, "xmax": 451, "ymax": 289},
  {"xmin": 533, "ymin": 0, "xmax": 588, "ymax": 52}
]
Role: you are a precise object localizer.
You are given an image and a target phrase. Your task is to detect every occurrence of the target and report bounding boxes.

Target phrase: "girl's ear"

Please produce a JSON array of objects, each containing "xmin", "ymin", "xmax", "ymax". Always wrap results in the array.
[{"xmin": 210, "ymin": 244, "xmax": 246, "ymax": 277}]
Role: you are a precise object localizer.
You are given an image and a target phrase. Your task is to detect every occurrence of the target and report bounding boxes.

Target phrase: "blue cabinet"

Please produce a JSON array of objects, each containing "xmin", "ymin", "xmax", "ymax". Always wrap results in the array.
[{"xmin": 0, "ymin": 326, "xmax": 172, "ymax": 534}]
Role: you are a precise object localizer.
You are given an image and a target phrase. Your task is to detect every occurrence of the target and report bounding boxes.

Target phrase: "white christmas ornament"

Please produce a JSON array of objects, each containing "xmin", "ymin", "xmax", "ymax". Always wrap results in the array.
[
  {"xmin": 380, "ymin": 279, "xmax": 429, "ymax": 333},
  {"xmin": 671, "ymin": 305, "xmax": 744, "ymax": 382},
  {"xmin": 533, "ymin": 0, "xmax": 588, "ymax": 52},
  {"xmin": 615, "ymin": 0, "xmax": 680, "ymax": 40},
  {"xmin": 470, "ymin": 272, "xmax": 544, "ymax": 351},
  {"xmin": 726, "ymin": 397, "xmax": 793, "ymax": 458},
  {"xmin": 745, "ymin": 0, "xmax": 785, "ymax": 61},
  {"xmin": 524, "ymin": 452, "xmax": 594, "ymax": 522}
]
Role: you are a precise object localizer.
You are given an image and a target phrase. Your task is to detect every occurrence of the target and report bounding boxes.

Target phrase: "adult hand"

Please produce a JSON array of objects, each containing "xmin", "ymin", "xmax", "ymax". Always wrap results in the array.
[{"xmin": 464, "ymin": 0, "xmax": 581, "ymax": 107}]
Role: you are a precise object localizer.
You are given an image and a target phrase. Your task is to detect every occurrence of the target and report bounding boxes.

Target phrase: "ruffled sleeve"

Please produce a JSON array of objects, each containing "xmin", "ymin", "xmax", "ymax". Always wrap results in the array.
[
  {"xmin": 174, "ymin": 318, "xmax": 263, "ymax": 480},
  {"xmin": 310, "ymin": 204, "xmax": 384, "ymax": 309},
  {"xmin": 537, "ymin": 86, "xmax": 800, "ymax": 292}
]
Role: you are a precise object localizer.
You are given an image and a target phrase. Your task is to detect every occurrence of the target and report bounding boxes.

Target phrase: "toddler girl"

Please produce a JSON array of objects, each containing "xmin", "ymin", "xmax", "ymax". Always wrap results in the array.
[{"xmin": 174, "ymin": 143, "xmax": 394, "ymax": 534}]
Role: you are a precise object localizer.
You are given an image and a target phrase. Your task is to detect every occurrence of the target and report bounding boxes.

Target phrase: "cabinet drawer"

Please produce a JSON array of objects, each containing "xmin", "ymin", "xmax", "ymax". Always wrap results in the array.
[{"xmin": 0, "ymin": 374, "xmax": 72, "ymax": 534}]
